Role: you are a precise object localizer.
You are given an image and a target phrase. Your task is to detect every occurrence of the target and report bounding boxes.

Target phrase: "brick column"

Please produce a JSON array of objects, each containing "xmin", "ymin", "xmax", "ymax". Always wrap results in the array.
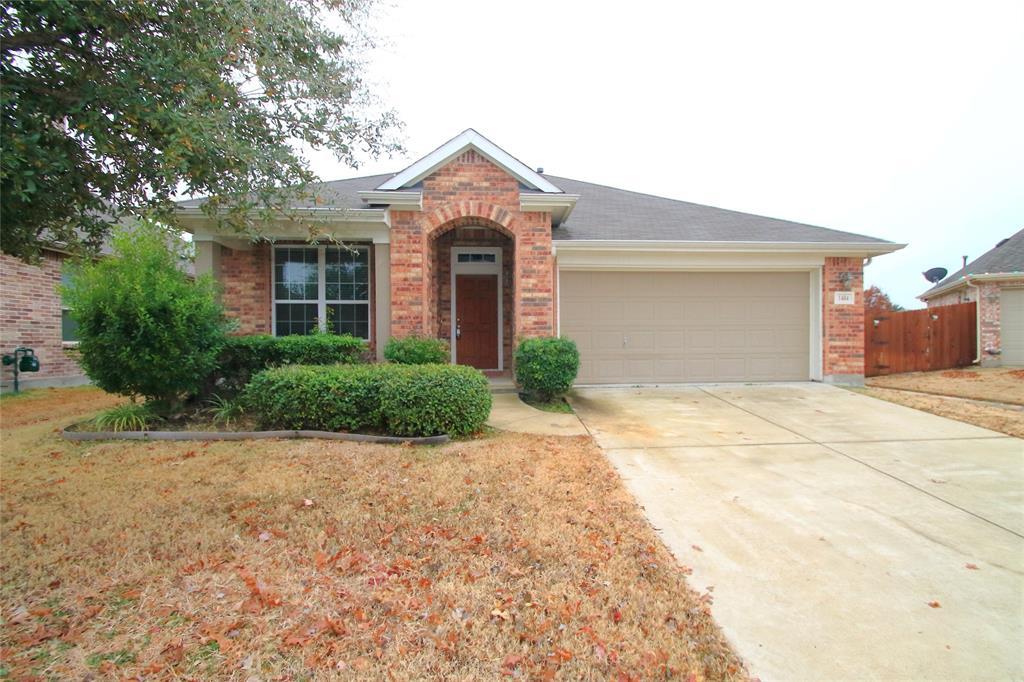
[
  {"xmin": 388, "ymin": 210, "xmax": 428, "ymax": 337},
  {"xmin": 822, "ymin": 256, "xmax": 865, "ymax": 384},
  {"xmin": 514, "ymin": 212, "xmax": 555, "ymax": 340}
]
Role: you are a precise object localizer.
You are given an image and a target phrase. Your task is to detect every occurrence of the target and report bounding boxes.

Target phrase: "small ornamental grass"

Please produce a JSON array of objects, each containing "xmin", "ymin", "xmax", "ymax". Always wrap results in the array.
[
  {"xmin": 514, "ymin": 336, "xmax": 580, "ymax": 402},
  {"xmin": 242, "ymin": 363, "xmax": 491, "ymax": 437},
  {"xmin": 383, "ymin": 335, "xmax": 450, "ymax": 364},
  {"xmin": 93, "ymin": 402, "xmax": 159, "ymax": 432}
]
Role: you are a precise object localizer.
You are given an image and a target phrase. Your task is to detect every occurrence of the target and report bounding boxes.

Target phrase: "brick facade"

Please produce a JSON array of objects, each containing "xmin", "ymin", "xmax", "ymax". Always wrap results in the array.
[
  {"xmin": 0, "ymin": 251, "xmax": 85, "ymax": 388},
  {"xmin": 220, "ymin": 243, "xmax": 273, "ymax": 335},
  {"xmin": 822, "ymin": 256, "xmax": 865, "ymax": 381},
  {"xmin": 926, "ymin": 280, "xmax": 1022, "ymax": 365},
  {"xmin": 389, "ymin": 150, "xmax": 555, "ymax": 347}
]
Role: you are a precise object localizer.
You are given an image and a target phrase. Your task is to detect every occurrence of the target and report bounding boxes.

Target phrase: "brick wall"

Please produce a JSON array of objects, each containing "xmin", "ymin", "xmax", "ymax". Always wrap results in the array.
[
  {"xmin": 822, "ymin": 256, "xmax": 865, "ymax": 381},
  {"xmin": 220, "ymin": 243, "xmax": 272, "ymax": 335},
  {"xmin": 0, "ymin": 251, "xmax": 85, "ymax": 387},
  {"xmin": 390, "ymin": 150, "xmax": 555, "ymax": 346}
]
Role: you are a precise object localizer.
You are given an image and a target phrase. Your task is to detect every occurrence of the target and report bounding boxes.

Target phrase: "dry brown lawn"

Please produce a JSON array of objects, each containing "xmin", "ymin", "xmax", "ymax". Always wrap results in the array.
[
  {"xmin": 0, "ymin": 387, "xmax": 745, "ymax": 681},
  {"xmin": 866, "ymin": 367, "xmax": 1024, "ymax": 405}
]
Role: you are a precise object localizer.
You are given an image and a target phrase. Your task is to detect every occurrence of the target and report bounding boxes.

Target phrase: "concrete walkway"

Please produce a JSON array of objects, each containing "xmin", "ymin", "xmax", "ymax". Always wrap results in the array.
[
  {"xmin": 486, "ymin": 393, "xmax": 588, "ymax": 436},
  {"xmin": 571, "ymin": 383, "xmax": 1024, "ymax": 682}
]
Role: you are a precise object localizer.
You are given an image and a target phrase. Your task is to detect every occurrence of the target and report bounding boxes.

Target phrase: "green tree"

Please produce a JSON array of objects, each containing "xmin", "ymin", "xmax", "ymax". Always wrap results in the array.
[
  {"xmin": 1, "ymin": 0, "xmax": 400, "ymax": 261},
  {"xmin": 62, "ymin": 221, "xmax": 228, "ymax": 412}
]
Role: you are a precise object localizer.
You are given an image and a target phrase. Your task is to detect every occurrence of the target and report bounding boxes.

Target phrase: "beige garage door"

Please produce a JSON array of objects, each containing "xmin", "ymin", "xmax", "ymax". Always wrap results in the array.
[
  {"xmin": 1001, "ymin": 288, "xmax": 1024, "ymax": 366},
  {"xmin": 560, "ymin": 271, "xmax": 811, "ymax": 384}
]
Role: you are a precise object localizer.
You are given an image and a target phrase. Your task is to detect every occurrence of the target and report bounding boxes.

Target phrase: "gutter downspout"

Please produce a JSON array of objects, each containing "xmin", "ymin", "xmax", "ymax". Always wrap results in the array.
[{"xmin": 965, "ymin": 277, "xmax": 982, "ymax": 364}]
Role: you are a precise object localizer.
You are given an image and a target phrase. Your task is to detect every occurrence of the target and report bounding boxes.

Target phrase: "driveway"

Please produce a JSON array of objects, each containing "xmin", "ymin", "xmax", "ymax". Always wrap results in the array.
[{"xmin": 571, "ymin": 383, "xmax": 1024, "ymax": 681}]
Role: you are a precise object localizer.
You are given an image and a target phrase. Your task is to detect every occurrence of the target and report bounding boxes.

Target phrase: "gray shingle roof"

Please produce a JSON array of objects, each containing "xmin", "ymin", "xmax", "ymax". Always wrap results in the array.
[
  {"xmin": 544, "ymin": 175, "xmax": 890, "ymax": 243},
  {"xmin": 178, "ymin": 172, "xmax": 894, "ymax": 245},
  {"xmin": 921, "ymin": 227, "xmax": 1024, "ymax": 297}
]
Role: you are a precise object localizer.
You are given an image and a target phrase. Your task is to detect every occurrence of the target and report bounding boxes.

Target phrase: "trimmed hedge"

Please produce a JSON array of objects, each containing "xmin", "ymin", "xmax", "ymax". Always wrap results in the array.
[
  {"xmin": 514, "ymin": 336, "xmax": 580, "ymax": 402},
  {"xmin": 242, "ymin": 363, "xmax": 491, "ymax": 437},
  {"xmin": 212, "ymin": 334, "xmax": 367, "ymax": 394},
  {"xmin": 383, "ymin": 335, "xmax": 449, "ymax": 364}
]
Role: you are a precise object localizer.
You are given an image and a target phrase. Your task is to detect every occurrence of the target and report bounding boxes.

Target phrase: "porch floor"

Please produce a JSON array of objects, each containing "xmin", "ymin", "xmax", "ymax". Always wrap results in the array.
[{"xmin": 484, "ymin": 371, "xmax": 516, "ymax": 394}]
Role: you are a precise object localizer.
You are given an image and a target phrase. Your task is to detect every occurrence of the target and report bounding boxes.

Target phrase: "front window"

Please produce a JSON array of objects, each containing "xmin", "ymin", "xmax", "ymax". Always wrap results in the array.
[{"xmin": 273, "ymin": 245, "xmax": 370, "ymax": 339}]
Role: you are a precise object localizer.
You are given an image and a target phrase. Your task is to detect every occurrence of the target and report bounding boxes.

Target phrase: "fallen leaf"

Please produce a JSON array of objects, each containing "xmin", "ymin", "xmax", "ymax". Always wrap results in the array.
[{"xmin": 928, "ymin": 601, "xmax": 941, "ymax": 608}]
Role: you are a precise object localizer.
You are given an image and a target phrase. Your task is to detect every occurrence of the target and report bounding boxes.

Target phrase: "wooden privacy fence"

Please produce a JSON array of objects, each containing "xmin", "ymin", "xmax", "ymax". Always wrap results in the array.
[{"xmin": 865, "ymin": 302, "xmax": 977, "ymax": 377}]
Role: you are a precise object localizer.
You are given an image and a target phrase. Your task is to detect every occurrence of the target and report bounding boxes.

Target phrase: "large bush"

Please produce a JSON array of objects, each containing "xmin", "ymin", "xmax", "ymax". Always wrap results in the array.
[
  {"xmin": 514, "ymin": 336, "xmax": 580, "ymax": 402},
  {"xmin": 62, "ymin": 222, "xmax": 227, "ymax": 410},
  {"xmin": 213, "ymin": 333, "xmax": 366, "ymax": 393},
  {"xmin": 383, "ymin": 335, "xmax": 449, "ymax": 365},
  {"xmin": 243, "ymin": 363, "xmax": 491, "ymax": 437}
]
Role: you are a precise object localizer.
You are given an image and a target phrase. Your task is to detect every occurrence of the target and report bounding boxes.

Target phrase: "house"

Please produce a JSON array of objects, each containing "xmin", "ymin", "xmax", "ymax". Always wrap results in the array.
[
  {"xmin": 919, "ymin": 228, "xmax": 1024, "ymax": 366},
  {"xmin": 1, "ymin": 247, "xmax": 91, "ymax": 390},
  {"xmin": 178, "ymin": 129, "xmax": 904, "ymax": 385}
]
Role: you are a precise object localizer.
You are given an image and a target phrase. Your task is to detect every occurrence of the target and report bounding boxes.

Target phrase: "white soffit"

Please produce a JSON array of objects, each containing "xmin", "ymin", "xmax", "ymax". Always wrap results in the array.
[{"xmin": 377, "ymin": 129, "xmax": 563, "ymax": 193}]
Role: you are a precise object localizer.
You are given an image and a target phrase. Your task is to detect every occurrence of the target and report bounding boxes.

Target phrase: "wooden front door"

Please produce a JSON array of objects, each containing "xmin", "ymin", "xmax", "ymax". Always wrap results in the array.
[{"xmin": 455, "ymin": 274, "xmax": 499, "ymax": 369}]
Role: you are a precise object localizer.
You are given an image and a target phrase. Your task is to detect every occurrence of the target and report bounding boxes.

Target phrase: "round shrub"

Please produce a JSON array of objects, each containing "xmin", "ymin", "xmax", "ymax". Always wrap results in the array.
[
  {"xmin": 514, "ymin": 336, "xmax": 580, "ymax": 402},
  {"xmin": 379, "ymin": 364, "xmax": 491, "ymax": 437},
  {"xmin": 242, "ymin": 364, "xmax": 385, "ymax": 433},
  {"xmin": 242, "ymin": 363, "xmax": 491, "ymax": 437},
  {"xmin": 61, "ymin": 222, "xmax": 228, "ymax": 411},
  {"xmin": 384, "ymin": 335, "xmax": 450, "ymax": 365}
]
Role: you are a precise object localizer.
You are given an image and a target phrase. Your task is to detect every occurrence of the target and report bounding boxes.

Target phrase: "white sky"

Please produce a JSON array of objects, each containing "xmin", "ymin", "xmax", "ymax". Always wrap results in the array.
[{"xmin": 306, "ymin": 0, "xmax": 1024, "ymax": 309}]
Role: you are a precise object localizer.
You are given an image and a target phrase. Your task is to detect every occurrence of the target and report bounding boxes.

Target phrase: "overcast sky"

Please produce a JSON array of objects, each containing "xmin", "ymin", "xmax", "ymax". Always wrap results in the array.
[{"xmin": 306, "ymin": 0, "xmax": 1024, "ymax": 309}]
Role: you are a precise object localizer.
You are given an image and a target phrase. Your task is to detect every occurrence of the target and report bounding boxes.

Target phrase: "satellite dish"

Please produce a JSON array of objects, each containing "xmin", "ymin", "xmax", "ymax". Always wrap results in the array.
[{"xmin": 923, "ymin": 267, "xmax": 948, "ymax": 283}]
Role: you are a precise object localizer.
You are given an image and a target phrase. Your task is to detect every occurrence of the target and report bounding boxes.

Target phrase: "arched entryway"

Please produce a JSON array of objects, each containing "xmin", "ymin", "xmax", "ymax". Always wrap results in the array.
[{"xmin": 429, "ymin": 221, "xmax": 515, "ymax": 371}]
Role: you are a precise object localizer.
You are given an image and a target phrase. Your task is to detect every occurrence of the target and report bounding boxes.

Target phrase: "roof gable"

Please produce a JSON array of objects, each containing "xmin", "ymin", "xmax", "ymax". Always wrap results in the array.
[{"xmin": 376, "ymin": 129, "xmax": 562, "ymax": 193}]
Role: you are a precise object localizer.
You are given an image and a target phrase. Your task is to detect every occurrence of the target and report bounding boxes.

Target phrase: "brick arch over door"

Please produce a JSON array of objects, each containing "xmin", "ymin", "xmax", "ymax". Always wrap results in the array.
[
  {"xmin": 430, "ymin": 221, "xmax": 516, "ymax": 368},
  {"xmin": 388, "ymin": 202, "xmax": 555, "ymax": 345}
]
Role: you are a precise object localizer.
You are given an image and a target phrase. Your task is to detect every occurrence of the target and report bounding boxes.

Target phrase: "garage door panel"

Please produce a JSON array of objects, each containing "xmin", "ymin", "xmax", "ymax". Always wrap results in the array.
[
  {"xmin": 718, "ymin": 329, "xmax": 747, "ymax": 348},
  {"xmin": 622, "ymin": 301, "xmax": 655, "ymax": 323},
  {"xmin": 562, "ymin": 271, "xmax": 811, "ymax": 383},
  {"xmin": 627, "ymin": 332, "xmax": 655, "ymax": 350},
  {"xmin": 594, "ymin": 331, "xmax": 623, "ymax": 351},
  {"xmin": 655, "ymin": 331, "xmax": 684, "ymax": 350},
  {"xmin": 687, "ymin": 328, "xmax": 717, "ymax": 350}
]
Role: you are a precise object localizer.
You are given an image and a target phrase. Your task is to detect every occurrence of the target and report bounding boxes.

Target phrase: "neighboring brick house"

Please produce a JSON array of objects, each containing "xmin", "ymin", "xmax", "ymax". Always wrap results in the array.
[
  {"xmin": 179, "ymin": 129, "xmax": 903, "ymax": 385},
  {"xmin": 1, "ymin": 232, "xmax": 194, "ymax": 391},
  {"xmin": 0, "ymin": 248, "xmax": 89, "ymax": 390},
  {"xmin": 919, "ymin": 228, "xmax": 1024, "ymax": 366}
]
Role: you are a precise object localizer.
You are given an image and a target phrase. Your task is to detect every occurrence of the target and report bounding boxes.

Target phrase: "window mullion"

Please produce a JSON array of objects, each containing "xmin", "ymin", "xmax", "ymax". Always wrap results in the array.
[{"xmin": 317, "ymin": 246, "xmax": 327, "ymax": 333}]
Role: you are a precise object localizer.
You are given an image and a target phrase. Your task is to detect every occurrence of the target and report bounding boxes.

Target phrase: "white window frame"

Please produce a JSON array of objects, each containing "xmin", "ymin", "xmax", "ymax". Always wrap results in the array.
[
  {"xmin": 271, "ymin": 245, "xmax": 372, "ymax": 340},
  {"xmin": 450, "ymin": 246, "xmax": 503, "ymax": 371}
]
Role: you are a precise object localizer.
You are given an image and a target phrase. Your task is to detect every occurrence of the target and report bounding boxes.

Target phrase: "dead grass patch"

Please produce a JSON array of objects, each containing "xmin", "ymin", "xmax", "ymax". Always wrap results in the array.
[
  {"xmin": 857, "ymin": 386, "xmax": 1024, "ymax": 438},
  {"xmin": 1, "ymin": 388, "xmax": 746, "ymax": 680},
  {"xmin": 0, "ymin": 386, "xmax": 125, "ymax": 429},
  {"xmin": 867, "ymin": 367, "xmax": 1024, "ymax": 405}
]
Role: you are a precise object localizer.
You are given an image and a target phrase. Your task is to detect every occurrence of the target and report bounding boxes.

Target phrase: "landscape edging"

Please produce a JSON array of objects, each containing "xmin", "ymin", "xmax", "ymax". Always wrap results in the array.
[{"xmin": 61, "ymin": 428, "xmax": 449, "ymax": 445}]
